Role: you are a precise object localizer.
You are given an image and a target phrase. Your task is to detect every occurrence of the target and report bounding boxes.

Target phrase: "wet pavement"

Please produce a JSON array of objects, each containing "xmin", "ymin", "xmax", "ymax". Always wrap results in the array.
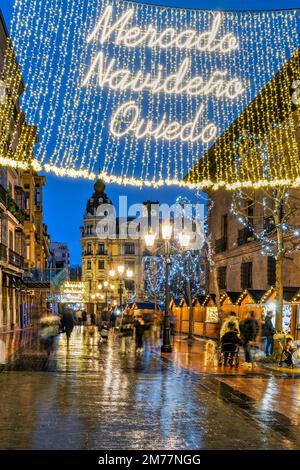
[{"xmin": 0, "ymin": 329, "xmax": 299, "ymax": 450}]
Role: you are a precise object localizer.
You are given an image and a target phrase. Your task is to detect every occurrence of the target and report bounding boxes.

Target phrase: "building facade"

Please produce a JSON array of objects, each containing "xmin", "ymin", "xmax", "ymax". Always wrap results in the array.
[
  {"xmin": 208, "ymin": 188, "xmax": 300, "ymax": 294},
  {"xmin": 0, "ymin": 10, "xmax": 50, "ymax": 330},
  {"xmin": 80, "ymin": 180, "xmax": 145, "ymax": 312},
  {"xmin": 22, "ymin": 171, "xmax": 50, "ymax": 269},
  {"xmin": 0, "ymin": 11, "xmax": 28, "ymax": 331}
]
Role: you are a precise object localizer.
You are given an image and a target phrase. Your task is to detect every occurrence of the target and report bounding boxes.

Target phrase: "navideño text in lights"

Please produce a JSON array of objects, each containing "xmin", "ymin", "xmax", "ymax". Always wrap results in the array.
[
  {"xmin": 83, "ymin": 52, "xmax": 245, "ymax": 99},
  {"xmin": 88, "ymin": 5, "xmax": 239, "ymax": 53},
  {"xmin": 110, "ymin": 102, "xmax": 217, "ymax": 144}
]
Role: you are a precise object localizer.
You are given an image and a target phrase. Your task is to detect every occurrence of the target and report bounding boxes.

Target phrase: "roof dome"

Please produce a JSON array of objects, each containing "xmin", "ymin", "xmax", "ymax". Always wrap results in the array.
[
  {"xmin": 85, "ymin": 179, "xmax": 112, "ymax": 216},
  {"xmin": 94, "ymin": 179, "xmax": 106, "ymax": 194}
]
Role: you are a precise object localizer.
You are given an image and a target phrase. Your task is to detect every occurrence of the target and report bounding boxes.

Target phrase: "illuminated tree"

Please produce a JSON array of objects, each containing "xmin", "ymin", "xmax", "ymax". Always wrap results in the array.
[{"xmin": 231, "ymin": 184, "xmax": 300, "ymax": 331}]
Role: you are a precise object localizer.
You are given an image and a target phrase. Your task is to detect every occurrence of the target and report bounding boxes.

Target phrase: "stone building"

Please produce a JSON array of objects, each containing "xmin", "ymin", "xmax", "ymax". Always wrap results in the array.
[
  {"xmin": 80, "ymin": 180, "xmax": 145, "ymax": 312},
  {"xmin": 0, "ymin": 10, "xmax": 51, "ymax": 329},
  {"xmin": 22, "ymin": 171, "xmax": 50, "ymax": 269},
  {"xmin": 0, "ymin": 10, "xmax": 28, "ymax": 330}
]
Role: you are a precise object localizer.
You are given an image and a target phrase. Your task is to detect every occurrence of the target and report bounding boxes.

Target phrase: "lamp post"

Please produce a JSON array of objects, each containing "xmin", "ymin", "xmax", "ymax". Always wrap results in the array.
[
  {"xmin": 145, "ymin": 224, "xmax": 173, "ymax": 353},
  {"xmin": 179, "ymin": 232, "xmax": 194, "ymax": 344},
  {"xmin": 109, "ymin": 266, "xmax": 134, "ymax": 308}
]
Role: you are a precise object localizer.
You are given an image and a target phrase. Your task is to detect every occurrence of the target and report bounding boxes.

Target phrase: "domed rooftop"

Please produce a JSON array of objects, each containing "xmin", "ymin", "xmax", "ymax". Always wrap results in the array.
[
  {"xmin": 94, "ymin": 179, "xmax": 106, "ymax": 194},
  {"xmin": 85, "ymin": 179, "xmax": 112, "ymax": 216}
]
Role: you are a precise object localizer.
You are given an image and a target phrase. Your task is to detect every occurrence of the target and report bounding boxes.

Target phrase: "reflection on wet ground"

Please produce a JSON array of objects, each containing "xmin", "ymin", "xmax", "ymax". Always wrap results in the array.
[{"xmin": 0, "ymin": 329, "xmax": 298, "ymax": 450}]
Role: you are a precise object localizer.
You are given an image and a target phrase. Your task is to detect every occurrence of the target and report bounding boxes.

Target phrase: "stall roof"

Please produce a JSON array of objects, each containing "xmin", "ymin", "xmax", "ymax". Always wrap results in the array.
[
  {"xmin": 237, "ymin": 289, "xmax": 266, "ymax": 305},
  {"xmin": 193, "ymin": 295, "xmax": 206, "ymax": 305},
  {"xmin": 127, "ymin": 302, "xmax": 160, "ymax": 310},
  {"xmin": 220, "ymin": 292, "xmax": 242, "ymax": 305},
  {"xmin": 203, "ymin": 293, "xmax": 216, "ymax": 306},
  {"xmin": 260, "ymin": 286, "xmax": 299, "ymax": 304}
]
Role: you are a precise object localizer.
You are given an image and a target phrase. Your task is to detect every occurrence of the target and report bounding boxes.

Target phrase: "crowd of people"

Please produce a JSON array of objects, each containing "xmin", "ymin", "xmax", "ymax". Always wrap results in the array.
[
  {"xmin": 39, "ymin": 307, "xmax": 148, "ymax": 357},
  {"xmin": 219, "ymin": 310, "xmax": 297, "ymax": 368}
]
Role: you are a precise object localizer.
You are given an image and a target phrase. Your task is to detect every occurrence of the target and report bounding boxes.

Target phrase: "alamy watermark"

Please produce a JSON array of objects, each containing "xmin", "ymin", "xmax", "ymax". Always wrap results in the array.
[{"xmin": 85, "ymin": 197, "xmax": 205, "ymax": 251}]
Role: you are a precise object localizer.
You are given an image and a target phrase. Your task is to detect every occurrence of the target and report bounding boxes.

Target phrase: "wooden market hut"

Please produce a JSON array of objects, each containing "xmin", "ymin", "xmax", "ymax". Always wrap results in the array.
[
  {"xmin": 220, "ymin": 292, "xmax": 241, "ymax": 319},
  {"xmin": 291, "ymin": 290, "xmax": 300, "ymax": 340},
  {"xmin": 125, "ymin": 302, "xmax": 161, "ymax": 323},
  {"xmin": 260, "ymin": 286, "xmax": 299, "ymax": 334},
  {"xmin": 237, "ymin": 289, "xmax": 266, "ymax": 322},
  {"xmin": 178, "ymin": 296, "xmax": 190, "ymax": 334},
  {"xmin": 203, "ymin": 294, "xmax": 219, "ymax": 338},
  {"xmin": 192, "ymin": 295, "xmax": 206, "ymax": 336}
]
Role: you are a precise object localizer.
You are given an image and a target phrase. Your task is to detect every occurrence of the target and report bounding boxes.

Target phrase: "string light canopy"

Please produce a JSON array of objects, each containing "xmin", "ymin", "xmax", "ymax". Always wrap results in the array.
[{"xmin": 6, "ymin": 0, "xmax": 300, "ymax": 189}]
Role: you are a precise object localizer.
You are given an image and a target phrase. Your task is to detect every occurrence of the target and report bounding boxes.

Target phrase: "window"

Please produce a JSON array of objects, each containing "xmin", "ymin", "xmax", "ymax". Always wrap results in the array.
[
  {"xmin": 98, "ymin": 243, "xmax": 105, "ymax": 255},
  {"xmin": 87, "ymin": 261, "xmax": 92, "ymax": 270},
  {"xmin": 217, "ymin": 266, "xmax": 227, "ymax": 290},
  {"xmin": 9, "ymin": 230, "xmax": 13, "ymax": 250},
  {"xmin": 241, "ymin": 262, "xmax": 253, "ymax": 289},
  {"xmin": 35, "ymin": 186, "xmax": 41, "ymax": 210},
  {"xmin": 267, "ymin": 257, "xmax": 276, "ymax": 286},
  {"xmin": 125, "ymin": 243, "xmax": 135, "ymax": 255},
  {"xmin": 247, "ymin": 200, "xmax": 254, "ymax": 220},
  {"xmin": 222, "ymin": 214, "xmax": 228, "ymax": 243},
  {"xmin": 98, "ymin": 260, "xmax": 105, "ymax": 270},
  {"xmin": 87, "ymin": 243, "xmax": 92, "ymax": 255}
]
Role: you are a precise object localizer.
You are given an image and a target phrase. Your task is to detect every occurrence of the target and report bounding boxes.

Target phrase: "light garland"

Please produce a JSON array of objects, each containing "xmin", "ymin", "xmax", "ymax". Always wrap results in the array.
[{"xmin": 3, "ymin": 0, "xmax": 299, "ymax": 189}]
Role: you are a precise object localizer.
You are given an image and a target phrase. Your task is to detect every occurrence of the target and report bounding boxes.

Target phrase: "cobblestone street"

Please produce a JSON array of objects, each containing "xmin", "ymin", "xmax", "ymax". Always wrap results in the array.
[{"xmin": 0, "ymin": 330, "xmax": 299, "ymax": 450}]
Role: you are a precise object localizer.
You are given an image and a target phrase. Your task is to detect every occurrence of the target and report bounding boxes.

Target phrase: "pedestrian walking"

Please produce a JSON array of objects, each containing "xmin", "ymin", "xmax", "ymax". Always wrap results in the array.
[
  {"xmin": 81, "ymin": 310, "xmax": 87, "ymax": 326},
  {"xmin": 61, "ymin": 310, "xmax": 75, "ymax": 346},
  {"xmin": 120, "ymin": 321, "xmax": 134, "ymax": 353},
  {"xmin": 40, "ymin": 316, "xmax": 60, "ymax": 357},
  {"xmin": 91, "ymin": 311, "xmax": 96, "ymax": 325},
  {"xmin": 75, "ymin": 309, "xmax": 82, "ymax": 327},
  {"xmin": 110, "ymin": 311, "xmax": 117, "ymax": 329},
  {"xmin": 134, "ymin": 315, "xmax": 145, "ymax": 354},
  {"xmin": 239, "ymin": 311, "xmax": 259, "ymax": 365},
  {"xmin": 263, "ymin": 311, "xmax": 275, "ymax": 357}
]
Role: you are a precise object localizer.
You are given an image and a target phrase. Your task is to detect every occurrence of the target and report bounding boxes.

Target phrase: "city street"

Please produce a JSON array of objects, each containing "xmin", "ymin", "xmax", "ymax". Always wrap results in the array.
[{"xmin": 0, "ymin": 330, "xmax": 299, "ymax": 450}]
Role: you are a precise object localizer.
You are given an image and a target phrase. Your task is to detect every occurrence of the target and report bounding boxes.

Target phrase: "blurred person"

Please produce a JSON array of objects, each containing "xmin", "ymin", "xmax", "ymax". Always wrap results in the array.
[
  {"xmin": 61, "ymin": 310, "xmax": 75, "ymax": 346},
  {"xmin": 220, "ymin": 311, "xmax": 240, "ymax": 339},
  {"xmin": 134, "ymin": 315, "xmax": 145, "ymax": 354},
  {"xmin": 91, "ymin": 311, "xmax": 96, "ymax": 325},
  {"xmin": 81, "ymin": 310, "xmax": 87, "ymax": 326},
  {"xmin": 40, "ymin": 317, "xmax": 60, "ymax": 357},
  {"xmin": 240, "ymin": 311, "xmax": 259, "ymax": 364},
  {"xmin": 263, "ymin": 311, "xmax": 275, "ymax": 357},
  {"xmin": 221, "ymin": 321, "xmax": 243, "ymax": 367}
]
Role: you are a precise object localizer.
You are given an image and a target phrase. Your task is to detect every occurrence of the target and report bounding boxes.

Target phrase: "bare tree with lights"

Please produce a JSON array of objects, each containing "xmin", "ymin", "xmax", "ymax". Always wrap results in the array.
[{"xmin": 231, "ymin": 183, "xmax": 300, "ymax": 331}]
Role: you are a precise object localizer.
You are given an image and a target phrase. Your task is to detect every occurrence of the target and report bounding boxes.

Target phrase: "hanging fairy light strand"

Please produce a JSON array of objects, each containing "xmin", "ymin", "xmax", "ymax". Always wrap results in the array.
[{"xmin": 3, "ymin": 0, "xmax": 299, "ymax": 189}]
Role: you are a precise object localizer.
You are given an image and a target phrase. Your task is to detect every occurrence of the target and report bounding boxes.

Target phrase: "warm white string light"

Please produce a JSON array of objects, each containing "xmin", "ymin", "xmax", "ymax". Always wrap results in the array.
[{"xmin": 5, "ymin": 0, "xmax": 299, "ymax": 190}]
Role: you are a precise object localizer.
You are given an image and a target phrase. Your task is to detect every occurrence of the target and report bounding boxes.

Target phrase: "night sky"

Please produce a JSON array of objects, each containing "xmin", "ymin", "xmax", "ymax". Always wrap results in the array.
[{"xmin": 1, "ymin": 0, "xmax": 299, "ymax": 264}]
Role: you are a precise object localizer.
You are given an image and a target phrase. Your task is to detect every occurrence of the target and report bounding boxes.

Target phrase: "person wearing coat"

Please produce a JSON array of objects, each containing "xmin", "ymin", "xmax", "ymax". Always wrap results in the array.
[
  {"xmin": 239, "ymin": 311, "xmax": 259, "ymax": 363},
  {"xmin": 61, "ymin": 310, "xmax": 75, "ymax": 345},
  {"xmin": 263, "ymin": 311, "xmax": 275, "ymax": 356}
]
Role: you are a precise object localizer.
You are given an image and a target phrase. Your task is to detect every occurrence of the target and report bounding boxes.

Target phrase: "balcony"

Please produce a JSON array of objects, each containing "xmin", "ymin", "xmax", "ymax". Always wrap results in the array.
[
  {"xmin": 0, "ymin": 243, "xmax": 7, "ymax": 262},
  {"xmin": 8, "ymin": 248, "xmax": 24, "ymax": 269},
  {"xmin": 215, "ymin": 237, "xmax": 227, "ymax": 254},
  {"xmin": 237, "ymin": 227, "xmax": 255, "ymax": 246},
  {"xmin": 7, "ymin": 194, "xmax": 25, "ymax": 224}
]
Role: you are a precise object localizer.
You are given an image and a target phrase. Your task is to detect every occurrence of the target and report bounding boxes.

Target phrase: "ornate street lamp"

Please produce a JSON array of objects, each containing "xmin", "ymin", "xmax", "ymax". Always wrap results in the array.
[
  {"xmin": 179, "ymin": 232, "xmax": 194, "ymax": 344},
  {"xmin": 145, "ymin": 224, "xmax": 173, "ymax": 353}
]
